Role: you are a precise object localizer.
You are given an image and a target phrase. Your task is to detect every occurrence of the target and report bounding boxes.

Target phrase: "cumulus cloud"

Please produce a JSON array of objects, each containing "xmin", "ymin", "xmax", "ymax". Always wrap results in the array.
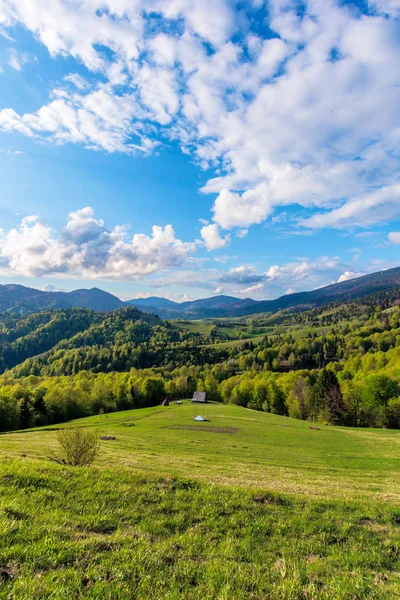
[
  {"xmin": 1, "ymin": 1, "xmax": 400, "ymax": 233},
  {"xmin": 0, "ymin": 207, "xmax": 197, "ymax": 280},
  {"xmin": 263, "ymin": 257, "xmax": 355, "ymax": 294},
  {"xmin": 337, "ymin": 271, "xmax": 364, "ymax": 283},
  {"xmin": 200, "ymin": 223, "xmax": 230, "ymax": 251},
  {"xmin": 239, "ymin": 282, "xmax": 264, "ymax": 295}
]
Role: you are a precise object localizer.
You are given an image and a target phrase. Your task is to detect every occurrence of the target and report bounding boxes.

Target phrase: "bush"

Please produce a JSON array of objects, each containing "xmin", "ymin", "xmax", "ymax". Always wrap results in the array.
[{"xmin": 52, "ymin": 427, "xmax": 100, "ymax": 466}]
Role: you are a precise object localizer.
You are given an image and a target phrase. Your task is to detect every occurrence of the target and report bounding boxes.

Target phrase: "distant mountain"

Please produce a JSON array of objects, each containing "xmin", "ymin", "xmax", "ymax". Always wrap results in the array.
[
  {"xmin": 231, "ymin": 266, "xmax": 400, "ymax": 317},
  {"xmin": 62, "ymin": 288, "xmax": 123, "ymax": 312},
  {"xmin": 123, "ymin": 267, "xmax": 400, "ymax": 319},
  {"xmin": 125, "ymin": 294, "xmax": 258, "ymax": 319},
  {"xmin": 179, "ymin": 295, "xmax": 256, "ymax": 311},
  {"xmin": 126, "ymin": 297, "xmax": 180, "ymax": 310},
  {"xmin": 1, "ymin": 265, "xmax": 399, "ymax": 318},
  {"xmin": 0, "ymin": 284, "xmax": 124, "ymax": 314}
]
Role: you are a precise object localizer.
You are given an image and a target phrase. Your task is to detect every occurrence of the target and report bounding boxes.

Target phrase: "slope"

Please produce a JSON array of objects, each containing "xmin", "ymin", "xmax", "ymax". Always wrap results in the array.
[{"xmin": 0, "ymin": 284, "xmax": 124, "ymax": 314}]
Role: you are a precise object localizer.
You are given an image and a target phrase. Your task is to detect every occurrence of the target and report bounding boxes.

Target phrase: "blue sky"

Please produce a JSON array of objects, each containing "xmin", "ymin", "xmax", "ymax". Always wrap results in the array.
[{"xmin": 0, "ymin": 0, "xmax": 399, "ymax": 301}]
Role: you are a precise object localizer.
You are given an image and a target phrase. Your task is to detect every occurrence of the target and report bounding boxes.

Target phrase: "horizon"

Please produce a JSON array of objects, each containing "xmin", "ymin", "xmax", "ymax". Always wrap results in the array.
[
  {"xmin": 1, "ymin": 264, "xmax": 391, "ymax": 304},
  {"xmin": 1, "ymin": 1, "xmax": 400, "ymax": 301}
]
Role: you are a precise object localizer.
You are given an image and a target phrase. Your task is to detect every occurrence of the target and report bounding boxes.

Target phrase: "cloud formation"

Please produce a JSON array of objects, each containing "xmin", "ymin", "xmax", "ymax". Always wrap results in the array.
[
  {"xmin": 0, "ymin": 1, "xmax": 400, "ymax": 233},
  {"xmin": 337, "ymin": 271, "xmax": 364, "ymax": 283},
  {"xmin": 200, "ymin": 224, "xmax": 230, "ymax": 251},
  {"xmin": 0, "ymin": 208, "xmax": 197, "ymax": 280}
]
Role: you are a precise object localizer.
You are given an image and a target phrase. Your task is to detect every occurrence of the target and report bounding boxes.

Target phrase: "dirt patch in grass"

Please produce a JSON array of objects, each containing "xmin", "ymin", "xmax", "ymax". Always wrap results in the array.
[
  {"xmin": 165, "ymin": 425, "xmax": 240, "ymax": 434},
  {"xmin": 0, "ymin": 566, "xmax": 15, "ymax": 582}
]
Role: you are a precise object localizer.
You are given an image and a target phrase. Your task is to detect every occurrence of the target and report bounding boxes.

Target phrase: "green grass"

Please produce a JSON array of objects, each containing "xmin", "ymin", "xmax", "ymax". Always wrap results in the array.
[
  {"xmin": 1, "ymin": 404, "xmax": 400, "ymax": 598},
  {"xmin": 207, "ymin": 335, "xmax": 266, "ymax": 348},
  {"xmin": 1, "ymin": 403, "xmax": 399, "ymax": 501},
  {"xmin": 174, "ymin": 320, "xmax": 215, "ymax": 335}
]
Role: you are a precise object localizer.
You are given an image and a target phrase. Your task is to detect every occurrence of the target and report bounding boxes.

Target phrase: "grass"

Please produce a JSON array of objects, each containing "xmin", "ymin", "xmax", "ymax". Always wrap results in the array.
[
  {"xmin": 174, "ymin": 320, "xmax": 215, "ymax": 336},
  {"xmin": 174, "ymin": 317, "xmax": 354, "ymax": 348},
  {"xmin": 1, "ymin": 404, "xmax": 400, "ymax": 598},
  {"xmin": 1, "ymin": 403, "xmax": 400, "ymax": 501}
]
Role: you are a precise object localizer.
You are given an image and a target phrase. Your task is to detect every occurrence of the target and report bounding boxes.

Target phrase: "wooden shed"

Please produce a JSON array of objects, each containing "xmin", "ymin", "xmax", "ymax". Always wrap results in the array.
[{"xmin": 192, "ymin": 391, "xmax": 207, "ymax": 403}]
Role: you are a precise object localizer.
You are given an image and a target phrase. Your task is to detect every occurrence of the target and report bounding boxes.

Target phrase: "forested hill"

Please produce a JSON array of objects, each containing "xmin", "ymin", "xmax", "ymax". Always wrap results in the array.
[
  {"xmin": 0, "ymin": 307, "xmax": 157, "ymax": 374},
  {"xmin": 0, "ymin": 284, "xmax": 124, "ymax": 314},
  {"xmin": 2, "ymin": 292, "xmax": 400, "ymax": 432},
  {"xmin": 0, "ymin": 306, "xmax": 226, "ymax": 378}
]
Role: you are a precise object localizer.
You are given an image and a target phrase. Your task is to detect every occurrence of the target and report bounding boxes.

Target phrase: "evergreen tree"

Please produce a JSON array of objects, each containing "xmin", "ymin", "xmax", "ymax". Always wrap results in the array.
[{"xmin": 19, "ymin": 394, "xmax": 33, "ymax": 429}]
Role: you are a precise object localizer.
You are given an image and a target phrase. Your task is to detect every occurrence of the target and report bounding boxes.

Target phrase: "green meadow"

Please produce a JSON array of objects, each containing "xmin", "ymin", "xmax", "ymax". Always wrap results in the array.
[{"xmin": 1, "ymin": 403, "xmax": 400, "ymax": 598}]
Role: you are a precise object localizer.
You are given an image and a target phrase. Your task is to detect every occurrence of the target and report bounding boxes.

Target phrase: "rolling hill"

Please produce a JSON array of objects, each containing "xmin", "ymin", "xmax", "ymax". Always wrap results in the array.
[{"xmin": 0, "ymin": 404, "xmax": 399, "ymax": 598}]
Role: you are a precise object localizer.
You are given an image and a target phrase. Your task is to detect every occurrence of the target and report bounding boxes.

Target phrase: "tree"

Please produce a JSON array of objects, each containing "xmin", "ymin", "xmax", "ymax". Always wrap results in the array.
[
  {"xmin": 0, "ymin": 393, "xmax": 20, "ymax": 432},
  {"xmin": 142, "ymin": 378, "xmax": 165, "ymax": 407},
  {"xmin": 387, "ymin": 397, "xmax": 400, "ymax": 428},
  {"xmin": 19, "ymin": 394, "xmax": 33, "ymax": 429},
  {"xmin": 362, "ymin": 375, "xmax": 398, "ymax": 408},
  {"xmin": 342, "ymin": 382, "xmax": 362, "ymax": 426},
  {"xmin": 269, "ymin": 381, "xmax": 286, "ymax": 415},
  {"xmin": 287, "ymin": 377, "xmax": 310, "ymax": 420},
  {"xmin": 313, "ymin": 369, "xmax": 345, "ymax": 424}
]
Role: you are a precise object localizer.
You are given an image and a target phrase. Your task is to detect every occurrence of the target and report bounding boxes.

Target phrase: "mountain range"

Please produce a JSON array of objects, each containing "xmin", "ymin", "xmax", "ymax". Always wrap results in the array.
[
  {"xmin": 127, "ymin": 266, "xmax": 400, "ymax": 318},
  {"xmin": 1, "ymin": 266, "xmax": 400, "ymax": 318}
]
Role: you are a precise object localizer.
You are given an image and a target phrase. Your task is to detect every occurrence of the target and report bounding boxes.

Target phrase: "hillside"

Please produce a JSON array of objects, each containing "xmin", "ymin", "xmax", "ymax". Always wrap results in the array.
[
  {"xmin": 1, "ymin": 292, "xmax": 400, "ymax": 434},
  {"xmin": 0, "ymin": 284, "xmax": 124, "ymax": 314},
  {"xmin": 0, "ymin": 404, "xmax": 399, "ymax": 598},
  {"xmin": 0, "ymin": 306, "xmax": 196, "ymax": 377}
]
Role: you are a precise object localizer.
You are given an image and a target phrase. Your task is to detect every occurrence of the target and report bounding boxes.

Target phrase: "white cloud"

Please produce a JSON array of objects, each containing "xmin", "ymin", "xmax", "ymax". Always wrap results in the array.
[
  {"xmin": 0, "ymin": 1, "xmax": 400, "ymax": 234},
  {"xmin": 370, "ymin": 0, "xmax": 400, "ymax": 17},
  {"xmin": 212, "ymin": 186, "xmax": 273, "ymax": 229},
  {"xmin": 0, "ymin": 147, "xmax": 23, "ymax": 155},
  {"xmin": 64, "ymin": 73, "xmax": 89, "ymax": 90},
  {"xmin": 337, "ymin": 271, "xmax": 363, "ymax": 283},
  {"xmin": 388, "ymin": 231, "xmax": 400, "ymax": 244},
  {"xmin": 42, "ymin": 284, "xmax": 66, "ymax": 292},
  {"xmin": 0, "ymin": 207, "xmax": 198, "ymax": 280},
  {"xmin": 264, "ymin": 257, "xmax": 351, "ymax": 292},
  {"xmin": 301, "ymin": 185, "xmax": 400, "ymax": 230},
  {"xmin": 239, "ymin": 282, "xmax": 264, "ymax": 295},
  {"xmin": 200, "ymin": 223, "xmax": 230, "ymax": 251},
  {"xmin": 8, "ymin": 49, "xmax": 32, "ymax": 71}
]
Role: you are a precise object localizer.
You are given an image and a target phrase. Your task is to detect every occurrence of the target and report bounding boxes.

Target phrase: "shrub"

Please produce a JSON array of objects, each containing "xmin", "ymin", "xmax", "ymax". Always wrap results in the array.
[{"xmin": 52, "ymin": 427, "xmax": 100, "ymax": 466}]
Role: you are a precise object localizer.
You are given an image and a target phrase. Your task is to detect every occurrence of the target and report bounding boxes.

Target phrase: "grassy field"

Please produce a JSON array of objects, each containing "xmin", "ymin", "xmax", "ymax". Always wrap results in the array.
[
  {"xmin": 174, "ymin": 320, "xmax": 215, "ymax": 336},
  {"xmin": 1, "ymin": 404, "xmax": 400, "ymax": 598},
  {"xmin": 1, "ymin": 403, "xmax": 400, "ymax": 500},
  {"xmin": 174, "ymin": 316, "xmax": 352, "ymax": 348}
]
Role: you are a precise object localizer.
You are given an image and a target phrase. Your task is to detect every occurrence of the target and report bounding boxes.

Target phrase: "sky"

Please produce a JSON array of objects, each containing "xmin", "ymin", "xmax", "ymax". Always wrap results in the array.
[{"xmin": 0, "ymin": 0, "xmax": 399, "ymax": 302}]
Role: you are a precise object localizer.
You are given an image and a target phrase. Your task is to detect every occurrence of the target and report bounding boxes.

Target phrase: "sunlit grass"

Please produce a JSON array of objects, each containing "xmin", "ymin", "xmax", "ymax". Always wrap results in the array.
[{"xmin": 1, "ymin": 403, "xmax": 399, "ymax": 502}]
